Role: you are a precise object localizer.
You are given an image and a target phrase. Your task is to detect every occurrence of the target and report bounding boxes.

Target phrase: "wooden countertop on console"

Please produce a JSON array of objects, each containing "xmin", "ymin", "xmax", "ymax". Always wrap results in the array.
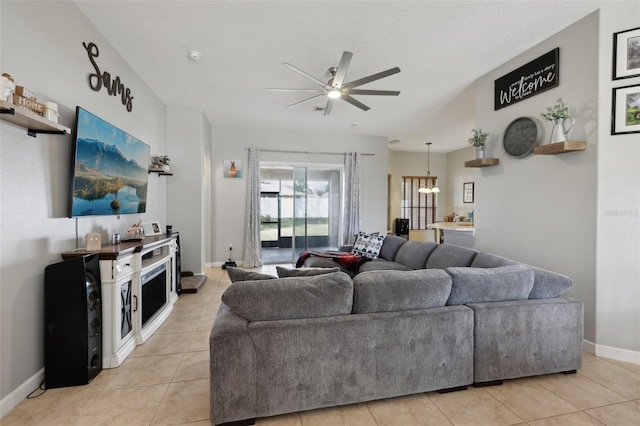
[{"xmin": 61, "ymin": 234, "xmax": 176, "ymax": 260}]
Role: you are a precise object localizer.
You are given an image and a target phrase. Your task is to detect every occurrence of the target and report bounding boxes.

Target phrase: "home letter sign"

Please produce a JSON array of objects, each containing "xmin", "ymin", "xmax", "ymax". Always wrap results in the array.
[{"xmin": 83, "ymin": 42, "xmax": 134, "ymax": 112}]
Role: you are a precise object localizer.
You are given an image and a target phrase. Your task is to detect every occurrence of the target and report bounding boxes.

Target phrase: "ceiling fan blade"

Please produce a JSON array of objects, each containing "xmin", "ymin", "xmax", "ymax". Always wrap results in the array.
[
  {"xmin": 348, "ymin": 89, "xmax": 400, "ymax": 96},
  {"xmin": 323, "ymin": 99, "xmax": 334, "ymax": 116},
  {"xmin": 341, "ymin": 94, "xmax": 370, "ymax": 111},
  {"xmin": 266, "ymin": 88, "xmax": 324, "ymax": 92},
  {"xmin": 285, "ymin": 93, "xmax": 325, "ymax": 109},
  {"xmin": 332, "ymin": 51, "xmax": 353, "ymax": 87},
  {"xmin": 282, "ymin": 62, "xmax": 328, "ymax": 87},
  {"xmin": 343, "ymin": 67, "xmax": 401, "ymax": 89}
]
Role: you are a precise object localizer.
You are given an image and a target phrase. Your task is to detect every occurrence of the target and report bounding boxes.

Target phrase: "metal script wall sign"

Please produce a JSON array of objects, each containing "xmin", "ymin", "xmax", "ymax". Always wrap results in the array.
[
  {"xmin": 494, "ymin": 48, "xmax": 559, "ymax": 111},
  {"xmin": 83, "ymin": 42, "xmax": 134, "ymax": 112}
]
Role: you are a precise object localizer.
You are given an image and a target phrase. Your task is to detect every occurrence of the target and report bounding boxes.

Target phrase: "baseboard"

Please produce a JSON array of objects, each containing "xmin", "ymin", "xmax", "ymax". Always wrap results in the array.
[
  {"xmin": 595, "ymin": 342, "xmax": 640, "ymax": 365},
  {"xmin": 0, "ymin": 368, "xmax": 44, "ymax": 419},
  {"xmin": 583, "ymin": 339, "xmax": 596, "ymax": 355}
]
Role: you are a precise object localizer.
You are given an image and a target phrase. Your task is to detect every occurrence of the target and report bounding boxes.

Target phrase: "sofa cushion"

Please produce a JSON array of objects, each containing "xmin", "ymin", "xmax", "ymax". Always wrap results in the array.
[
  {"xmin": 471, "ymin": 252, "xmax": 573, "ymax": 298},
  {"xmin": 276, "ymin": 266, "xmax": 341, "ymax": 278},
  {"xmin": 222, "ymin": 272, "xmax": 353, "ymax": 321},
  {"xmin": 528, "ymin": 267, "xmax": 573, "ymax": 299},
  {"xmin": 426, "ymin": 243, "xmax": 477, "ymax": 269},
  {"xmin": 352, "ymin": 269, "xmax": 452, "ymax": 313},
  {"xmin": 394, "ymin": 241, "xmax": 438, "ymax": 269},
  {"xmin": 470, "ymin": 252, "xmax": 518, "ymax": 268},
  {"xmin": 352, "ymin": 232, "xmax": 386, "ymax": 259},
  {"xmin": 445, "ymin": 264, "xmax": 534, "ymax": 305},
  {"xmin": 378, "ymin": 235, "xmax": 407, "ymax": 261},
  {"xmin": 226, "ymin": 267, "xmax": 276, "ymax": 283},
  {"xmin": 358, "ymin": 258, "xmax": 413, "ymax": 272}
]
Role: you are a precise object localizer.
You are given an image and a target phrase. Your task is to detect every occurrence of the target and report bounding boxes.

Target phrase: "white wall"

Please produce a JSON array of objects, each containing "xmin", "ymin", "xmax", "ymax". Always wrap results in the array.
[
  {"xmin": 595, "ymin": 2, "xmax": 640, "ymax": 360},
  {"xmin": 473, "ymin": 12, "xmax": 599, "ymax": 343},
  {"xmin": 166, "ymin": 107, "xmax": 210, "ymax": 274},
  {"xmin": 446, "ymin": 146, "xmax": 477, "ymax": 218},
  {"xmin": 212, "ymin": 126, "xmax": 388, "ymax": 264},
  {"xmin": 0, "ymin": 1, "xmax": 168, "ymax": 413}
]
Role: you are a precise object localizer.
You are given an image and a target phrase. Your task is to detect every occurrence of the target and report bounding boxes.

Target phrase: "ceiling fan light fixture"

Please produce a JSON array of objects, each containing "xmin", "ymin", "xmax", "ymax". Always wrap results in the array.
[{"xmin": 327, "ymin": 89, "xmax": 341, "ymax": 99}]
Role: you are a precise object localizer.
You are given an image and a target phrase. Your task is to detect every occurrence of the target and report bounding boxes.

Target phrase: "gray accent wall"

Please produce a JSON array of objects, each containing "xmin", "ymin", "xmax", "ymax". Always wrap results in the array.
[{"xmin": 0, "ymin": 1, "xmax": 168, "ymax": 410}]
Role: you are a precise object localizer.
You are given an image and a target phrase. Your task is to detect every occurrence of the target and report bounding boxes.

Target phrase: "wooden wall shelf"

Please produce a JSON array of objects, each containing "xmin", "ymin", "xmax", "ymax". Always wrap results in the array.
[
  {"xmin": 533, "ymin": 141, "xmax": 586, "ymax": 155},
  {"xmin": 465, "ymin": 158, "xmax": 500, "ymax": 168},
  {"xmin": 149, "ymin": 170, "xmax": 173, "ymax": 176},
  {"xmin": 0, "ymin": 99, "xmax": 70, "ymax": 137}
]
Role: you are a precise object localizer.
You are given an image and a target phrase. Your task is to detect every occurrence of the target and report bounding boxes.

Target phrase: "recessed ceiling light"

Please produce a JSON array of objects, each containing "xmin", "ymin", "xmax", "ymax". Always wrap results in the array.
[
  {"xmin": 188, "ymin": 50, "xmax": 202, "ymax": 61},
  {"xmin": 350, "ymin": 122, "xmax": 359, "ymax": 127},
  {"xmin": 389, "ymin": 139, "xmax": 400, "ymax": 144}
]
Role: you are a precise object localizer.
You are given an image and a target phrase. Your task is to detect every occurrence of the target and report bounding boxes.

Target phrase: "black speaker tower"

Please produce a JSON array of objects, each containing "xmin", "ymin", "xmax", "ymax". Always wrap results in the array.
[{"xmin": 44, "ymin": 254, "xmax": 102, "ymax": 388}]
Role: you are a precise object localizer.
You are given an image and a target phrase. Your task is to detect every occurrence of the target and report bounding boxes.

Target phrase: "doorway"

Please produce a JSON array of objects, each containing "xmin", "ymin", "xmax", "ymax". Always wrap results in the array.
[{"xmin": 260, "ymin": 165, "xmax": 341, "ymax": 264}]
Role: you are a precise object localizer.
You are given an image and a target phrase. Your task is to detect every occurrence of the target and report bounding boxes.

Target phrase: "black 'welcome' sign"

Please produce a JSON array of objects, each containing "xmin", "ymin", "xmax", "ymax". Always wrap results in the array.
[{"xmin": 494, "ymin": 48, "xmax": 559, "ymax": 111}]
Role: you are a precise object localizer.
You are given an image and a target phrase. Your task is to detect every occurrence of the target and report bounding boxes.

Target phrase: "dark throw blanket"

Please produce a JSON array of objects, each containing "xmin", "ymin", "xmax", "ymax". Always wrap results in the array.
[{"xmin": 295, "ymin": 250, "xmax": 369, "ymax": 272}]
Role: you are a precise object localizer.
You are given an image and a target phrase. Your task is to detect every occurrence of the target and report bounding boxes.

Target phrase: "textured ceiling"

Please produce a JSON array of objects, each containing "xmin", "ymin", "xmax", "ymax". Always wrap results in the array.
[{"xmin": 74, "ymin": 0, "xmax": 608, "ymax": 152}]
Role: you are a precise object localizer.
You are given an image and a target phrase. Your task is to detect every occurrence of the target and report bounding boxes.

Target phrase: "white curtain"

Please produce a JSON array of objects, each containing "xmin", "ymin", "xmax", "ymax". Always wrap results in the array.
[
  {"xmin": 343, "ymin": 152, "xmax": 361, "ymax": 245},
  {"xmin": 243, "ymin": 147, "xmax": 262, "ymax": 267}
]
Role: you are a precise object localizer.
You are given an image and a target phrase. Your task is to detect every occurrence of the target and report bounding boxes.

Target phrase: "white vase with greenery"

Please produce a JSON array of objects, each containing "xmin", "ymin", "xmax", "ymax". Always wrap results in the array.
[
  {"xmin": 468, "ymin": 129, "xmax": 489, "ymax": 159},
  {"xmin": 541, "ymin": 97, "xmax": 575, "ymax": 144}
]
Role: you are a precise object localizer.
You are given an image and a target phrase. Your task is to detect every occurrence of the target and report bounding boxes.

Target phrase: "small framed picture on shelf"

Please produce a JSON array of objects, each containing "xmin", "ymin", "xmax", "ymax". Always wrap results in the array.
[
  {"xmin": 463, "ymin": 182, "xmax": 474, "ymax": 203},
  {"xmin": 613, "ymin": 26, "xmax": 640, "ymax": 80},
  {"xmin": 143, "ymin": 221, "xmax": 162, "ymax": 236},
  {"xmin": 611, "ymin": 84, "xmax": 640, "ymax": 135}
]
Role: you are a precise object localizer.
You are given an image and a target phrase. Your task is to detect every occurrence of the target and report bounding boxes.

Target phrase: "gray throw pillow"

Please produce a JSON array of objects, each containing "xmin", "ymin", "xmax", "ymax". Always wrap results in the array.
[
  {"xmin": 226, "ymin": 266, "xmax": 275, "ymax": 283},
  {"xmin": 222, "ymin": 272, "xmax": 353, "ymax": 321},
  {"xmin": 352, "ymin": 269, "xmax": 452, "ymax": 313},
  {"xmin": 276, "ymin": 266, "xmax": 340, "ymax": 278},
  {"xmin": 445, "ymin": 264, "xmax": 534, "ymax": 305}
]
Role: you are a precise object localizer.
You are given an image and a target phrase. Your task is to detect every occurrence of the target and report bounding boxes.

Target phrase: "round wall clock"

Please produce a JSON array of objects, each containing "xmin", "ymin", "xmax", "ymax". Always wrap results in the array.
[{"xmin": 502, "ymin": 116, "xmax": 544, "ymax": 157}]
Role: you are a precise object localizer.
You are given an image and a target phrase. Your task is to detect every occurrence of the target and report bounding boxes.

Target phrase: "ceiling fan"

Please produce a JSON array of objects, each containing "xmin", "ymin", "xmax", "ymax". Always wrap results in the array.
[{"xmin": 267, "ymin": 51, "xmax": 401, "ymax": 116}]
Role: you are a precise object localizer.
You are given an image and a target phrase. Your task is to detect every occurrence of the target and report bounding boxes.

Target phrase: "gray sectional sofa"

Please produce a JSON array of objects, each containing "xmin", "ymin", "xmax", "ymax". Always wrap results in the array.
[{"xmin": 210, "ymin": 240, "xmax": 583, "ymax": 426}]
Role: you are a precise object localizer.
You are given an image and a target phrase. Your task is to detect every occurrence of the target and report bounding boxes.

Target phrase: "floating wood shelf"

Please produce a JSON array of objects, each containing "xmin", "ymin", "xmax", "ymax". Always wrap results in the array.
[
  {"xmin": 0, "ymin": 99, "xmax": 70, "ymax": 137},
  {"xmin": 464, "ymin": 158, "xmax": 500, "ymax": 168},
  {"xmin": 533, "ymin": 141, "xmax": 586, "ymax": 155},
  {"xmin": 149, "ymin": 170, "xmax": 173, "ymax": 176}
]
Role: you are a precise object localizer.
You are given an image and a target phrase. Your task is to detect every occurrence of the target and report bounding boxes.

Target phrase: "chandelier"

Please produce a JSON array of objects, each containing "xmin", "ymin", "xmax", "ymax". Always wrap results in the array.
[{"xmin": 418, "ymin": 142, "xmax": 440, "ymax": 194}]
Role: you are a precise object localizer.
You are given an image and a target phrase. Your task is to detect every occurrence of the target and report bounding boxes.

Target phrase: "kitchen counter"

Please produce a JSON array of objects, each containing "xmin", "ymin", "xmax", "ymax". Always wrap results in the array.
[{"xmin": 427, "ymin": 222, "xmax": 475, "ymax": 246}]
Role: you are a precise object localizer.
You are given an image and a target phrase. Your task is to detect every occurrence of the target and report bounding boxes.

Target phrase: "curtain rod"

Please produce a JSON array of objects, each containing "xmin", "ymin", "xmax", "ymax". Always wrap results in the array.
[{"xmin": 246, "ymin": 148, "xmax": 375, "ymax": 156}]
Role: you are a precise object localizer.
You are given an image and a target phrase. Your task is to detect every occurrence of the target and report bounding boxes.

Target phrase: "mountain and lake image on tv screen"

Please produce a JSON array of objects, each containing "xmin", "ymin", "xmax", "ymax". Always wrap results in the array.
[{"xmin": 70, "ymin": 107, "xmax": 150, "ymax": 217}]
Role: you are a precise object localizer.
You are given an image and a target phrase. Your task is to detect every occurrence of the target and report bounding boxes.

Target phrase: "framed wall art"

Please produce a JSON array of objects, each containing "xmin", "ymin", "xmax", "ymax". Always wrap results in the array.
[
  {"xmin": 613, "ymin": 26, "xmax": 640, "ymax": 80},
  {"xmin": 223, "ymin": 160, "xmax": 242, "ymax": 178},
  {"xmin": 463, "ymin": 182, "xmax": 474, "ymax": 203},
  {"xmin": 143, "ymin": 221, "xmax": 162, "ymax": 236},
  {"xmin": 611, "ymin": 84, "xmax": 640, "ymax": 135}
]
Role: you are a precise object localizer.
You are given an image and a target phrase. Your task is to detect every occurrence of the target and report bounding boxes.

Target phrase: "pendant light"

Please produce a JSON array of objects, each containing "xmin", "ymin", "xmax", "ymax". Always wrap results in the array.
[{"xmin": 418, "ymin": 142, "xmax": 440, "ymax": 194}]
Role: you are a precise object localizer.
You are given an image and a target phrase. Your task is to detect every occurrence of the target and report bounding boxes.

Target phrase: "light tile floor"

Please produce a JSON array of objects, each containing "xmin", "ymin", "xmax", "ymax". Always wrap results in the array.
[{"xmin": 2, "ymin": 265, "xmax": 640, "ymax": 426}]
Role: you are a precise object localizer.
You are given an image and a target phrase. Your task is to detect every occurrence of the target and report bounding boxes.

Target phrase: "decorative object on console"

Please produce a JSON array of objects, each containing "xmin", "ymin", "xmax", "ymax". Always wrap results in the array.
[
  {"xmin": 494, "ymin": 48, "xmax": 559, "ymax": 111},
  {"xmin": 143, "ymin": 221, "xmax": 162, "ymax": 236},
  {"xmin": 611, "ymin": 84, "xmax": 640, "ymax": 135},
  {"xmin": 86, "ymin": 233, "xmax": 102, "ymax": 251},
  {"xmin": 502, "ymin": 116, "xmax": 544, "ymax": 158},
  {"xmin": 418, "ymin": 142, "xmax": 440, "ymax": 193},
  {"xmin": 540, "ymin": 97, "xmax": 575, "ymax": 144},
  {"xmin": 463, "ymin": 182, "xmax": 474, "ymax": 204},
  {"xmin": 267, "ymin": 50, "xmax": 400, "ymax": 115},
  {"xmin": 124, "ymin": 220, "xmax": 145, "ymax": 241},
  {"xmin": 468, "ymin": 129, "xmax": 488, "ymax": 159},
  {"xmin": 613, "ymin": 26, "xmax": 640, "ymax": 80}
]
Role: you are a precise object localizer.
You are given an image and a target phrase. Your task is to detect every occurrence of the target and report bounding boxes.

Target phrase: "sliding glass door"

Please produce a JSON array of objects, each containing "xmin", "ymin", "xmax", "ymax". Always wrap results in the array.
[{"xmin": 260, "ymin": 164, "xmax": 341, "ymax": 264}]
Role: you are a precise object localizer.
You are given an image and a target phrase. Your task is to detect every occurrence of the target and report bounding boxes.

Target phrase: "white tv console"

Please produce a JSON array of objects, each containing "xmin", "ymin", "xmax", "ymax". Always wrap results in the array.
[{"xmin": 62, "ymin": 234, "xmax": 179, "ymax": 368}]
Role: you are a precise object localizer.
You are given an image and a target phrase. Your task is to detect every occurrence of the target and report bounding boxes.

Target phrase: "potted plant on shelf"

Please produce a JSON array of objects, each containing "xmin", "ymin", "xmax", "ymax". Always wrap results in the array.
[
  {"xmin": 540, "ymin": 97, "xmax": 575, "ymax": 144},
  {"xmin": 468, "ymin": 128, "xmax": 489, "ymax": 159},
  {"xmin": 151, "ymin": 155, "xmax": 171, "ymax": 172}
]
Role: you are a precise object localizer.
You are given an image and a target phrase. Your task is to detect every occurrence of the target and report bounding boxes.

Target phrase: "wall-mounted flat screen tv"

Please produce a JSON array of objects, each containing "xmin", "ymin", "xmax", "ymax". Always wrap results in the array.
[{"xmin": 69, "ymin": 106, "xmax": 150, "ymax": 217}]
